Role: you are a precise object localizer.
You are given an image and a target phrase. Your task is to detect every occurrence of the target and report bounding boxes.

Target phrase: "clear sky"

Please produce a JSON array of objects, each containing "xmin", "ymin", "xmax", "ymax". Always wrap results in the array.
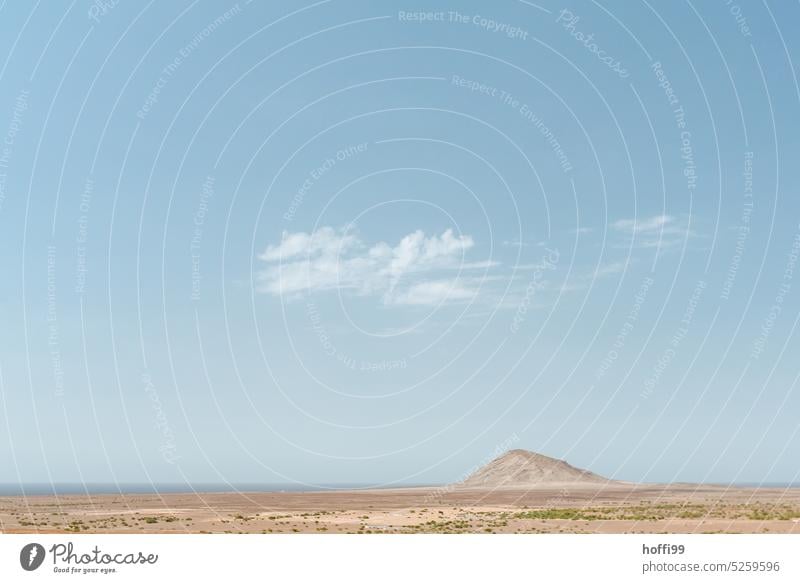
[{"xmin": 0, "ymin": 0, "xmax": 799, "ymax": 489}]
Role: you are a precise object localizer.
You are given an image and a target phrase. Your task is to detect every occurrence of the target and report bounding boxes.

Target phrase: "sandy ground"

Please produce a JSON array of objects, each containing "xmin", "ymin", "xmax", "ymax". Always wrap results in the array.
[{"xmin": 2, "ymin": 484, "xmax": 800, "ymax": 534}]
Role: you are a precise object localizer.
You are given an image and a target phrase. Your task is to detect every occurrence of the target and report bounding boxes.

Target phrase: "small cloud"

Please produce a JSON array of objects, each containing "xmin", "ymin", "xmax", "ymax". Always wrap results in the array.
[
  {"xmin": 611, "ymin": 214, "xmax": 691, "ymax": 250},
  {"xmin": 559, "ymin": 282, "xmax": 588, "ymax": 293},
  {"xmin": 258, "ymin": 227, "xmax": 357, "ymax": 262},
  {"xmin": 460, "ymin": 260, "xmax": 501, "ymax": 269},
  {"xmin": 256, "ymin": 227, "xmax": 485, "ymax": 305},
  {"xmin": 593, "ymin": 261, "xmax": 629, "ymax": 277},
  {"xmin": 391, "ymin": 280, "xmax": 476, "ymax": 306},
  {"xmin": 503, "ymin": 239, "xmax": 528, "ymax": 248},
  {"xmin": 558, "ymin": 259, "xmax": 633, "ymax": 293},
  {"xmin": 612, "ymin": 214, "xmax": 674, "ymax": 233}
]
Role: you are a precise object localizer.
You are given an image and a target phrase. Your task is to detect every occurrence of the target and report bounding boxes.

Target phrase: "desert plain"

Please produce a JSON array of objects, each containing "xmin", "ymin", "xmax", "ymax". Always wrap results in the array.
[{"xmin": 2, "ymin": 451, "xmax": 798, "ymax": 534}]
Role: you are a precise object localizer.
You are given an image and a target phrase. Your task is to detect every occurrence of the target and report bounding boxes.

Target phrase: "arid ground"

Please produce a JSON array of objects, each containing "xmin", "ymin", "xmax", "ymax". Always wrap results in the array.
[{"xmin": 2, "ymin": 484, "xmax": 800, "ymax": 534}]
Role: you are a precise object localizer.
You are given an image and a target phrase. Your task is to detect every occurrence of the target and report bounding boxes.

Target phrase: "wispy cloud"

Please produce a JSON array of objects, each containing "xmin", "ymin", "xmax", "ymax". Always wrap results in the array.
[
  {"xmin": 611, "ymin": 214, "xmax": 691, "ymax": 249},
  {"xmin": 612, "ymin": 214, "xmax": 673, "ymax": 233},
  {"xmin": 256, "ymin": 227, "xmax": 488, "ymax": 305},
  {"xmin": 558, "ymin": 260, "xmax": 632, "ymax": 293},
  {"xmin": 593, "ymin": 261, "xmax": 629, "ymax": 277},
  {"xmin": 392, "ymin": 280, "xmax": 476, "ymax": 305}
]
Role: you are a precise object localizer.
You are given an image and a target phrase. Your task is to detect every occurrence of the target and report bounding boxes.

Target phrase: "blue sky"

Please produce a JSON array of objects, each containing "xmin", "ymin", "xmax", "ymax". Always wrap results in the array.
[{"xmin": 0, "ymin": 0, "xmax": 799, "ymax": 488}]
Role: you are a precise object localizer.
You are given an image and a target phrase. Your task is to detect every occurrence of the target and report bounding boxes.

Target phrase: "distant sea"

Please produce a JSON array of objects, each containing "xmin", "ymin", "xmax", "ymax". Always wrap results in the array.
[
  {"xmin": 1, "ymin": 482, "xmax": 799, "ymax": 496},
  {"xmin": 0, "ymin": 483, "xmax": 435, "ymax": 496}
]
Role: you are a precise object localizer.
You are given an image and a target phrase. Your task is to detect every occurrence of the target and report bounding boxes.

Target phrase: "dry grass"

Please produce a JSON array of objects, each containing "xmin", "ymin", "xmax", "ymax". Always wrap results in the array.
[{"xmin": 3, "ymin": 485, "xmax": 800, "ymax": 534}]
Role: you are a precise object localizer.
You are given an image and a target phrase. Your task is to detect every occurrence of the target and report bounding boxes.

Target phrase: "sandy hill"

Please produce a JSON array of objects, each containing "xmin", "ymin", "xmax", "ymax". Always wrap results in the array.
[{"xmin": 458, "ymin": 449, "xmax": 614, "ymax": 488}]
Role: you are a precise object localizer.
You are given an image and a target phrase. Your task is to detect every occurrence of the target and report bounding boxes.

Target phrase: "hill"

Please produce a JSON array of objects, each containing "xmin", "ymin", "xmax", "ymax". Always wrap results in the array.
[{"xmin": 458, "ymin": 449, "xmax": 614, "ymax": 488}]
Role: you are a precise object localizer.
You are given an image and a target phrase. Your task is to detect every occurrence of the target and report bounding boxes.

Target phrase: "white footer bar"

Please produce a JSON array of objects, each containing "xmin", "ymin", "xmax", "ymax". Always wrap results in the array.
[{"xmin": 1, "ymin": 534, "xmax": 796, "ymax": 582}]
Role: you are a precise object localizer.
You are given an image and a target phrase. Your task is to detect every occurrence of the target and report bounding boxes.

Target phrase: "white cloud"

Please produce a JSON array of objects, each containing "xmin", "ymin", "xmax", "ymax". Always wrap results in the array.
[
  {"xmin": 258, "ymin": 227, "xmax": 357, "ymax": 262},
  {"xmin": 611, "ymin": 214, "xmax": 692, "ymax": 250},
  {"xmin": 557, "ymin": 260, "xmax": 632, "ymax": 294},
  {"xmin": 593, "ymin": 261, "xmax": 629, "ymax": 277},
  {"xmin": 392, "ymin": 280, "xmax": 476, "ymax": 306},
  {"xmin": 612, "ymin": 214, "xmax": 674, "ymax": 233},
  {"xmin": 257, "ymin": 227, "xmax": 484, "ymax": 305}
]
